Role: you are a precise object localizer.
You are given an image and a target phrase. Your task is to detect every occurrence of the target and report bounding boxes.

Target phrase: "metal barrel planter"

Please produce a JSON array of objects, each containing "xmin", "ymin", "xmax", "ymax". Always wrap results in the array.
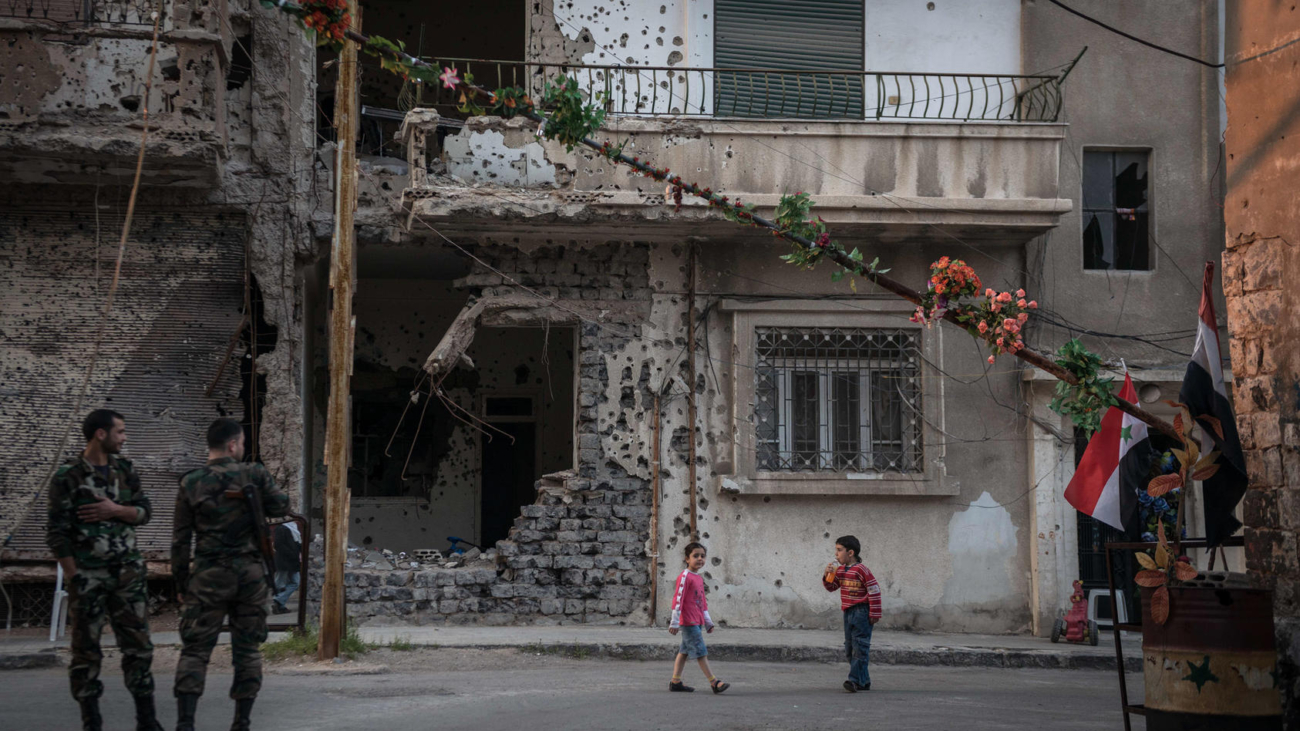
[{"xmin": 1140, "ymin": 579, "xmax": 1282, "ymax": 730}]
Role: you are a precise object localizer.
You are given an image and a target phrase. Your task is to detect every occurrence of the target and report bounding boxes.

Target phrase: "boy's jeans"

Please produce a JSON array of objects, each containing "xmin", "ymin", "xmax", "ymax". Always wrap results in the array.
[
  {"xmin": 843, "ymin": 603, "xmax": 873, "ymax": 687},
  {"xmin": 274, "ymin": 570, "xmax": 300, "ymax": 606}
]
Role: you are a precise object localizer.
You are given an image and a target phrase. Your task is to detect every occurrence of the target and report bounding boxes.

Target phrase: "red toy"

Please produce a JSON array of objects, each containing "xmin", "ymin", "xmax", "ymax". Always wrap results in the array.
[{"xmin": 1051, "ymin": 580, "xmax": 1099, "ymax": 646}]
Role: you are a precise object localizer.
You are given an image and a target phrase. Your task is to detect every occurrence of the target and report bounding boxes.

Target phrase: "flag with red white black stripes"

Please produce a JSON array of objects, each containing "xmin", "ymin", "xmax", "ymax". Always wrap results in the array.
[{"xmin": 1178, "ymin": 262, "xmax": 1248, "ymax": 547}]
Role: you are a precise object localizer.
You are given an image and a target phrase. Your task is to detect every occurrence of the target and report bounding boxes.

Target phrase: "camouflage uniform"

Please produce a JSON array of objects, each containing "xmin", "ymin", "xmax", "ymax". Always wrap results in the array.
[
  {"xmin": 172, "ymin": 457, "xmax": 289, "ymax": 700},
  {"xmin": 45, "ymin": 455, "xmax": 156, "ymax": 702}
]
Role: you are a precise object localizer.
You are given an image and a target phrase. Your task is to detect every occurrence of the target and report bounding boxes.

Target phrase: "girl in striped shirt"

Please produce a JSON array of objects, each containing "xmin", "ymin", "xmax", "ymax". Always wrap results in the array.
[{"xmin": 822, "ymin": 535, "xmax": 882, "ymax": 692}]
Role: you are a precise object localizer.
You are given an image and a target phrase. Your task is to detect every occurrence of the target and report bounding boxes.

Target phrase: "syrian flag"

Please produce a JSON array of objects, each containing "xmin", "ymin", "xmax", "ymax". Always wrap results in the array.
[
  {"xmin": 1179, "ymin": 262, "xmax": 1248, "ymax": 547},
  {"xmin": 1065, "ymin": 373, "xmax": 1157, "ymax": 532}
]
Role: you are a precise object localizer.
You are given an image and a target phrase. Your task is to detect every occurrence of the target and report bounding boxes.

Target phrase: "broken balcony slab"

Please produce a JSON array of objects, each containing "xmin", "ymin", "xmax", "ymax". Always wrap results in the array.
[
  {"xmin": 0, "ymin": 18, "xmax": 228, "ymax": 187},
  {"xmin": 402, "ymin": 114, "xmax": 1071, "ymax": 246}
]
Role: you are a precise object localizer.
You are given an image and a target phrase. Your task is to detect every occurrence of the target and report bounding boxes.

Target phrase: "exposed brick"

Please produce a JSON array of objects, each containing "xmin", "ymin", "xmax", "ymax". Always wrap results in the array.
[
  {"xmin": 1244, "ymin": 488, "xmax": 1279, "ymax": 528},
  {"xmin": 1238, "ymin": 239, "xmax": 1284, "ymax": 292},
  {"xmin": 1254, "ymin": 413, "xmax": 1283, "ymax": 448},
  {"xmin": 1226, "ymin": 290, "xmax": 1283, "ymax": 337}
]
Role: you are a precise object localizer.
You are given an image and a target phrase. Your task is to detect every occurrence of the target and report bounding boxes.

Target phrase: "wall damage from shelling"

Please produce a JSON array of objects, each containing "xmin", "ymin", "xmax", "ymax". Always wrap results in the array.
[
  {"xmin": 0, "ymin": 0, "xmax": 318, "ymax": 606},
  {"xmin": 294, "ymin": 0, "xmax": 1057, "ymax": 632},
  {"xmin": 5, "ymin": 0, "xmax": 1227, "ymax": 639}
]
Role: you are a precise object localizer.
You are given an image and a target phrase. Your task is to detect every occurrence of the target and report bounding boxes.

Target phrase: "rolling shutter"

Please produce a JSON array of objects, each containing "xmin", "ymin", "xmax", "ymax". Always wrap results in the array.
[
  {"xmin": 0, "ymin": 207, "xmax": 247, "ymax": 560},
  {"xmin": 714, "ymin": 0, "xmax": 865, "ymax": 118}
]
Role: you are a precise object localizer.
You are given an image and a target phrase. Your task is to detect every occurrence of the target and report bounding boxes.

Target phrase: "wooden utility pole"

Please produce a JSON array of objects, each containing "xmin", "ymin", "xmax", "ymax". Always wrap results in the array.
[{"xmin": 318, "ymin": 0, "xmax": 359, "ymax": 661}]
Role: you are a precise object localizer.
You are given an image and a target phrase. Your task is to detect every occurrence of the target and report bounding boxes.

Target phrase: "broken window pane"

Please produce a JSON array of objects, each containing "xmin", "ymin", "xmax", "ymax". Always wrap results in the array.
[
  {"xmin": 753, "ymin": 327, "xmax": 922, "ymax": 474},
  {"xmin": 1082, "ymin": 150, "xmax": 1151, "ymax": 271}
]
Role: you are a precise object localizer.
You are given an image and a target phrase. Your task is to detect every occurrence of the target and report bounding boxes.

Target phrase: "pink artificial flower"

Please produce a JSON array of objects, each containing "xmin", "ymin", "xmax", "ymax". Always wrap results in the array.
[
  {"xmin": 991, "ymin": 303, "xmax": 1001, "ymax": 313},
  {"xmin": 1017, "ymin": 299, "xmax": 1027, "ymax": 308},
  {"xmin": 1017, "ymin": 312, "xmax": 1029, "ymax": 323},
  {"xmin": 1015, "ymin": 289, "xmax": 1026, "ymax": 298},
  {"xmin": 987, "ymin": 355, "xmax": 996, "ymax": 364},
  {"xmin": 1029, "ymin": 300, "xmax": 1038, "ymax": 309},
  {"xmin": 977, "ymin": 321, "xmax": 989, "ymax": 334},
  {"xmin": 1003, "ymin": 318, "xmax": 1015, "ymax": 329},
  {"xmin": 997, "ymin": 292, "xmax": 1013, "ymax": 303},
  {"xmin": 439, "ymin": 66, "xmax": 461, "ymax": 90},
  {"xmin": 997, "ymin": 337, "xmax": 1005, "ymax": 347},
  {"xmin": 985, "ymin": 288, "xmax": 995, "ymax": 298}
]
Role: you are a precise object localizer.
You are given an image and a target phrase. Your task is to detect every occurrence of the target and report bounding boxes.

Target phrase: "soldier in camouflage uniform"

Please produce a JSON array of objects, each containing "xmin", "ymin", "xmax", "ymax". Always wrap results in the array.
[
  {"xmin": 172, "ymin": 418, "xmax": 289, "ymax": 731},
  {"xmin": 46, "ymin": 409, "xmax": 164, "ymax": 731}
]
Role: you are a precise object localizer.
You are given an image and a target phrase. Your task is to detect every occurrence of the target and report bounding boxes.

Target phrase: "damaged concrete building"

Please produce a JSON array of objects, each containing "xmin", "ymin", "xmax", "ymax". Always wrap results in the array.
[{"xmin": 3, "ymin": 0, "xmax": 1230, "ymax": 636}]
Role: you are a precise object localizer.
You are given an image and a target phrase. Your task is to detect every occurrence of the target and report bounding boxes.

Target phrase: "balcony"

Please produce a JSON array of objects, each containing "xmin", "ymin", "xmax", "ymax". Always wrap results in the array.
[
  {"xmin": 399, "ymin": 59, "xmax": 1071, "ymax": 244},
  {"xmin": 0, "ymin": 0, "xmax": 229, "ymax": 187}
]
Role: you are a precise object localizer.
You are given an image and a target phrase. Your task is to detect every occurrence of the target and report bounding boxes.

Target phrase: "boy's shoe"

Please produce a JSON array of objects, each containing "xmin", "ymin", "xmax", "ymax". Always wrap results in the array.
[
  {"xmin": 669, "ymin": 681, "xmax": 695, "ymax": 692},
  {"xmin": 272, "ymin": 601, "xmax": 288, "ymax": 615},
  {"xmin": 843, "ymin": 680, "xmax": 871, "ymax": 692},
  {"xmin": 710, "ymin": 680, "xmax": 730, "ymax": 694}
]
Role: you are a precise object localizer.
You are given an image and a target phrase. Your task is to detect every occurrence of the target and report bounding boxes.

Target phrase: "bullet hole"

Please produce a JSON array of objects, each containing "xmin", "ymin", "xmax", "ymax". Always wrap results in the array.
[
  {"xmin": 120, "ymin": 96, "xmax": 140, "ymax": 112},
  {"xmin": 774, "ymin": 580, "xmax": 783, "ymax": 588},
  {"xmin": 824, "ymin": 532, "xmax": 830, "ymax": 538},
  {"xmin": 711, "ymin": 557, "xmax": 721, "ymax": 566},
  {"xmin": 363, "ymin": 536, "xmax": 373, "ymax": 545},
  {"xmin": 927, "ymin": 2, "xmax": 936, "ymax": 9},
  {"xmin": 763, "ymin": 496, "xmax": 771, "ymax": 503}
]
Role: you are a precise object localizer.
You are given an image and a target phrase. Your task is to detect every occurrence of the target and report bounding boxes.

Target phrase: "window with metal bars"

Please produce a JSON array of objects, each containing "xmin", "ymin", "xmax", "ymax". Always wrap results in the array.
[{"xmin": 754, "ymin": 327, "xmax": 922, "ymax": 473}]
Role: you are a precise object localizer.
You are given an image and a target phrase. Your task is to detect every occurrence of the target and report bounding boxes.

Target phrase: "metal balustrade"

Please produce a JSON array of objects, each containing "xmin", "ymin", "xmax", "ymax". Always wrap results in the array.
[{"xmin": 407, "ymin": 57, "xmax": 1067, "ymax": 122}]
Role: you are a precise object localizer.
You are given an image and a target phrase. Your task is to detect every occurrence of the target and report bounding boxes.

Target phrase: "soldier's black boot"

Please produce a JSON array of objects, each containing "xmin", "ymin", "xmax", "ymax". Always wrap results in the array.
[
  {"xmin": 78, "ymin": 698, "xmax": 103, "ymax": 731},
  {"xmin": 133, "ymin": 694, "xmax": 164, "ymax": 731},
  {"xmin": 175, "ymin": 694, "xmax": 199, "ymax": 731},
  {"xmin": 230, "ymin": 697, "xmax": 255, "ymax": 731}
]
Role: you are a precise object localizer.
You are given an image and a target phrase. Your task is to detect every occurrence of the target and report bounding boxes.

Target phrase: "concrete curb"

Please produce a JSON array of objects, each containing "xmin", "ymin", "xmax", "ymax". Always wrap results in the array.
[
  {"xmin": 475, "ymin": 641, "xmax": 1142, "ymax": 672},
  {"xmin": 0, "ymin": 650, "xmax": 64, "ymax": 670}
]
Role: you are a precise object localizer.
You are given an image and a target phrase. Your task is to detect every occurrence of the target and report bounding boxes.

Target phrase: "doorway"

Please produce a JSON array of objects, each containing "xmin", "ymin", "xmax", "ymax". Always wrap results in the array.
[{"xmin": 480, "ymin": 395, "xmax": 540, "ymax": 547}]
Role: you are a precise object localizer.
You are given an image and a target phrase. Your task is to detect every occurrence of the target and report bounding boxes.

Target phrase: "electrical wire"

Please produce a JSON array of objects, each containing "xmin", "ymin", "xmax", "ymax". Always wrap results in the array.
[{"xmin": 1046, "ymin": 0, "xmax": 1224, "ymax": 69}]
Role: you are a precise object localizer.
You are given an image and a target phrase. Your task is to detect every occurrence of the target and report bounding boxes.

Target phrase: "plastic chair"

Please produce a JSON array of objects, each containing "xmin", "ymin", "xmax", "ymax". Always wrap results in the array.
[{"xmin": 1086, "ymin": 588, "xmax": 1127, "ymax": 629}]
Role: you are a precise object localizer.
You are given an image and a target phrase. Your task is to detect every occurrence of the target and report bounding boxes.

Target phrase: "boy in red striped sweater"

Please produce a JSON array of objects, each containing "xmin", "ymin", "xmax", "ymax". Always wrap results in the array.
[{"xmin": 822, "ymin": 535, "xmax": 881, "ymax": 692}]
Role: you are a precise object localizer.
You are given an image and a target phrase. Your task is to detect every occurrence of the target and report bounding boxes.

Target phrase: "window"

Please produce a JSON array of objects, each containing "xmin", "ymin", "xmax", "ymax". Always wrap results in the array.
[
  {"xmin": 754, "ymin": 327, "xmax": 922, "ymax": 473},
  {"xmin": 1083, "ymin": 150, "xmax": 1150, "ymax": 271},
  {"xmin": 714, "ymin": 0, "xmax": 865, "ymax": 118}
]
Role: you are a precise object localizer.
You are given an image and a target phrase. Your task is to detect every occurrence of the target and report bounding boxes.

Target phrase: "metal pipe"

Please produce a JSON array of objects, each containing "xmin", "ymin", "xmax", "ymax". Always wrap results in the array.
[
  {"xmin": 649, "ymin": 395, "xmax": 661, "ymax": 625},
  {"xmin": 687, "ymin": 242, "xmax": 698, "ymax": 542},
  {"xmin": 1105, "ymin": 543, "xmax": 1133, "ymax": 731}
]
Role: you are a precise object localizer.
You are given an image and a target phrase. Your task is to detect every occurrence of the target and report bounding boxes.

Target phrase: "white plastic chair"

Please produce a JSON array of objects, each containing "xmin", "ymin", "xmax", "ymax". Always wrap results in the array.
[
  {"xmin": 1087, "ymin": 588, "xmax": 1127, "ymax": 629},
  {"xmin": 49, "ymin": 564, "xmax": 70, "ymax": 642}
]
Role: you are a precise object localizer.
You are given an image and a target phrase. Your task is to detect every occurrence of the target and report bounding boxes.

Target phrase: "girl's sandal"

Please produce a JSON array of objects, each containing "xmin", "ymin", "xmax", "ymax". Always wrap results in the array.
[{"xmin": 710, "ymin": 679, "xmax": 730, "ymax": 694}]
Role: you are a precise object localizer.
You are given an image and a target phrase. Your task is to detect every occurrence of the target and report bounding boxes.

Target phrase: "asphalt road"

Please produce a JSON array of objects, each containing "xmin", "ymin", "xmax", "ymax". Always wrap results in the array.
[{"xmin": 2, "ymin": 647, "xmax": 1144, "ymax": 730}]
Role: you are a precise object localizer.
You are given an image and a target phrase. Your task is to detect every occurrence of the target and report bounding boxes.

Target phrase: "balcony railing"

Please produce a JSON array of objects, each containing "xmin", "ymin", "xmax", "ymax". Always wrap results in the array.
[
  {"xmin": 2, "ymin": 0, "xmax": 163, "ymax": 26},
  {"xmin": 408, "ymin": 58, "xmax": 1066, "ymax": 122}
]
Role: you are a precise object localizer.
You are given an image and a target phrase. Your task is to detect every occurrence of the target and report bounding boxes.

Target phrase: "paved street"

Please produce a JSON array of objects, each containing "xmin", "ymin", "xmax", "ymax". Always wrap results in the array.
[{"xmin": 1, "ymin": 647, "xmax": 1143, "ymax": 730}]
